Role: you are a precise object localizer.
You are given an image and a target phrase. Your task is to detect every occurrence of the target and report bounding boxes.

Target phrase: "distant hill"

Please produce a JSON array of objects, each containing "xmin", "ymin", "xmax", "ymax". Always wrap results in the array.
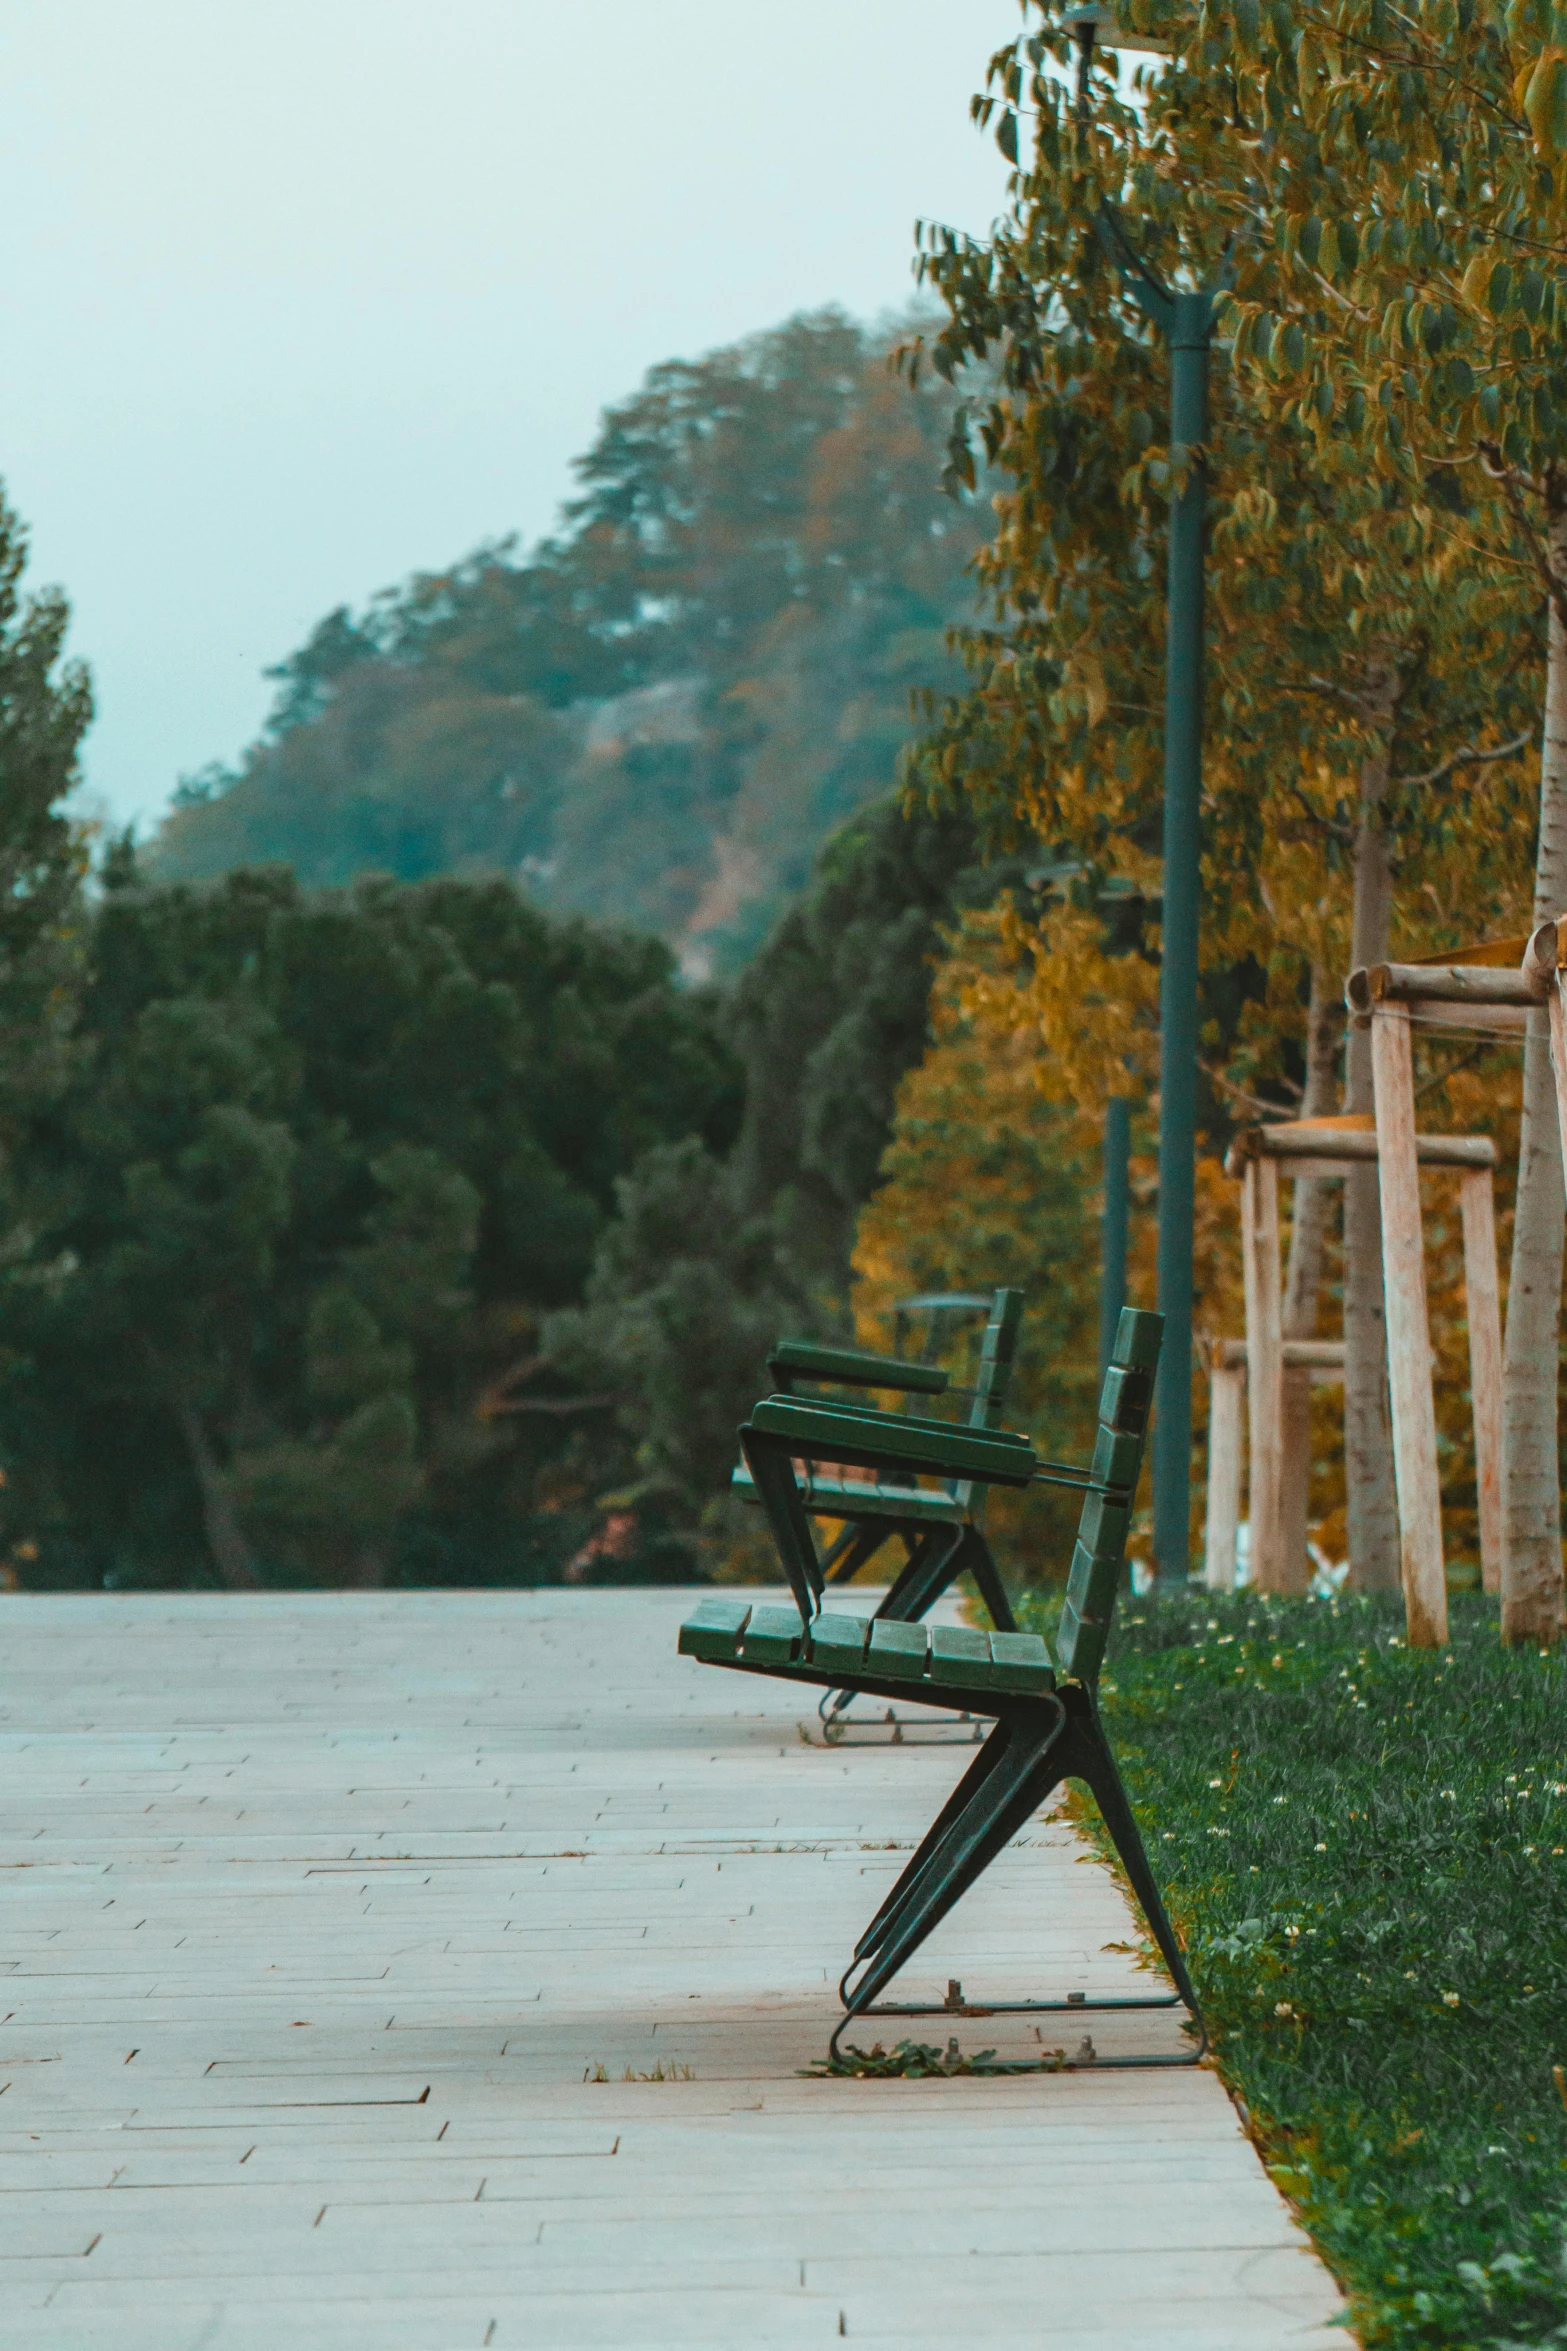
[{"xmin": 151, "ymin": 310, "xmax": 990, "ymax": 976}]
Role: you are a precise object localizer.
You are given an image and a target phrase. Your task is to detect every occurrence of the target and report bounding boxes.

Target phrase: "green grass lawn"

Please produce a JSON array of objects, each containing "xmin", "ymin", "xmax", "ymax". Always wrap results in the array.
[{"xmin": 1015, "ymin": 1584, "xmax": 1567, "ymax": 2350}]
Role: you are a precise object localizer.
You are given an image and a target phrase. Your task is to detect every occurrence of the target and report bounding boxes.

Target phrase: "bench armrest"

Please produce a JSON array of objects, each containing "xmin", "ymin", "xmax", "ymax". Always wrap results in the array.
[
  {"xmin": 767, "ymin": 1339, "xmax": 948, "ymax": 1396},
  {"xmin": 745, "ymin": 1395, "xmax": 1036, "ymax": 1490}
]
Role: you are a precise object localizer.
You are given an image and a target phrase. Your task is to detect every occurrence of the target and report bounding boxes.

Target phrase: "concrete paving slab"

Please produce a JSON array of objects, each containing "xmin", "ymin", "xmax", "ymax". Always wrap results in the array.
[{"xmin": 0, "ymin": 1589, "xmax": 1350, "ymax": 2345}]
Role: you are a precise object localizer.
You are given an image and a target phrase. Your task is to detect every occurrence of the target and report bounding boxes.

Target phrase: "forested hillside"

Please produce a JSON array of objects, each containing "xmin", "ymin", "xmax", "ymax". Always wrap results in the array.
[{"xmin": 151, "ymin": 311, "xmax": 988, "ymax": 978}]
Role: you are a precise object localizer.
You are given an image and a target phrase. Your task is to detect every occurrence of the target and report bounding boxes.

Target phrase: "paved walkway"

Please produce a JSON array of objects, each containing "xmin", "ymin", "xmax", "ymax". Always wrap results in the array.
[{"xmin": 0, "ymin": 1591, "xmax": 1347, "ymax": 2349}]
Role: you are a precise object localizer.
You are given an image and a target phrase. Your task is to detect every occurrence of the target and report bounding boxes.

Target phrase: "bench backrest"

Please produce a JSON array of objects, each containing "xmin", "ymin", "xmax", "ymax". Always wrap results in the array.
[
  {"xmin": 1054, "ymin": 1307, "xmax": 1163, "ymax": 1690},
  {"xmin": 936, "ymin": 1287, "xmax": 1026, "ymax": 1515},
  {"xmin": 960, "ymin": 1288, "xmax": 1025, "ymax": 1434},
  {"xmin": 767, "ymin": 1288, "xmax": 1023, "ymax": 1434},
  {"xmin": 768, "ymin": 1288, "xmax": 1024, "ymax": 1517}
]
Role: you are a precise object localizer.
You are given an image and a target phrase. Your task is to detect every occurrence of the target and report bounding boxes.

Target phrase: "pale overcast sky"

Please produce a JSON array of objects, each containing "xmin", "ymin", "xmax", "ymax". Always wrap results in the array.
[{"xmin": 0, "ymin": 1, "xmax": 1015, "ymax": 828}]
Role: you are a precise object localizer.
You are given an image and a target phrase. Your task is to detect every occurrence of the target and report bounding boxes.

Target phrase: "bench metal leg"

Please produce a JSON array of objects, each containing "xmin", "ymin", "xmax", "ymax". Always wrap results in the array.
[
  {"xmin": 829, "ymin": 1684, "xmax": 1205, "ymax": 2070},
  {"xmin": 741, "ymin": 1434, "xmax": 824, "ymax": 1618},
  {"xmin": 962, "ymin": 1532, "xmax": 1018, "ymax": 1633},
  {"xmin": 875, "ymin": 1527, "xmax": 968, "ymax": 1623},
  {"xmin": 841, "ymin": 1719, "xmax": 1022, "ymax": 1992},
  {"xmin": 874, "ymin": 1526, "xmax": 1018, "ymax": 1634},
  {"xmin": 824, "ymin": 1523, "xmax": 892, "ymax": 1584},
  {"xmin": 834, "ymin": 1716, "xmax": 1065, "ymax": 2039},
  {"xmin": 1043, "ymin": 1684, "xmax": 1202, "ymax": 2019}
]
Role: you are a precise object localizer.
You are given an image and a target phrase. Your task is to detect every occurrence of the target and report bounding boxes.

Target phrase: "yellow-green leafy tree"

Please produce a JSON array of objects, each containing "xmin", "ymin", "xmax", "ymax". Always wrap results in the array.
[
  {"xmin": 901, "ymin": 5, "xmax": 1540, "ymax": 1599},
  {"xmin": 1159, "ymin": 0, "xmax": 1567, "ymax": 1638}
]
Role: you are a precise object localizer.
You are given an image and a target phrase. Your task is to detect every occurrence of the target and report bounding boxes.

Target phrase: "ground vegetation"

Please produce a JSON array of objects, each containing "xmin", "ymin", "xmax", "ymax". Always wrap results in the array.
[{"xmin": 1022, "ymin": 1585, "xmax": 1567, "ymax": 2348}]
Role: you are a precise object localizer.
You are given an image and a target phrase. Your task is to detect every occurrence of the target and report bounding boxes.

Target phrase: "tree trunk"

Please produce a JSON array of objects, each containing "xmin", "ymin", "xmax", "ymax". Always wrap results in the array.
[
  {"xmin": 1500, "ymin": 498, "xmax": 1567, "ymax": 1645},
  {"xmin": 171, "ymin": 1397, "xmax": 262, "ymax": 1592},
  {"xmin": 1277, "ymin": 965, "xmax": 1338, "ymax": 1588},
  {"xmin": 1343, "ymin": 724, "xmax": 1402, "ymax": 1592}
]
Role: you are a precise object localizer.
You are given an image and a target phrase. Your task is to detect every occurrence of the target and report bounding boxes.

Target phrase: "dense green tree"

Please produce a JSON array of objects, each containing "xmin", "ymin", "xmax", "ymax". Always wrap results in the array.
[
  {"xmin": 0, "ymin": 862, "xmax": 741, "ymax": 1590},
  {"xmin": 544, "ymin": 1137, "xmax": 804, "ymax": 1526},
  {"xmin": 726, "ymin": 793, "xmax": 1031, "ymax": 1284},
  {"xmin": 0, "ymin": 486, "xmax": 93, "ymax": 1129}
]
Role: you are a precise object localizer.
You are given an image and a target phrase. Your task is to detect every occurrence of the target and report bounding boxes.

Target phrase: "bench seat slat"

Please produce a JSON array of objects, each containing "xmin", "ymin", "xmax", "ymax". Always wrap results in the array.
[
  {"xmin": 867, "ymin": 1619, "xmax": 929, "ymax": 1679},
  {"xmin": 807, "ymin": 1612, "xmax": 872, "ymax": 1672},
  {"xmin": 741, "ymin": 1604, "xmax": 805, "ymax": 1664},
  {"xmin": 680, "ymin": 1609, "xmax": 1058, "ymax": 1703},
  {"xmin": 677, "ymin": 1597, "xmax": 752, "ymax": 1661},
  {"xmin": 927, "ymin": 1625, "xmax": 994, "ymax": 1688},
  {"xmin": 987, "ymin": 1631, "xmax": 1055, "ymax": 1694}
]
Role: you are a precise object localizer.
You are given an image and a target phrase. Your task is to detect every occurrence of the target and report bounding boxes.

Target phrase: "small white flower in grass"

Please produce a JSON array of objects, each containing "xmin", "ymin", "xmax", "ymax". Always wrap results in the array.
[
  {"xmin": 1208, "ymin": 1778, "xmax": 1223, "ymax": 1788},
  {"xmin": 1314, "ymin": 1841, "xmax": 1328, "ymax": 1851},
  {"xmin": 1275, "ymin": 2002, "xmax": 1294, "ymax": 2017},
  {"xmin": 1273, "ymin": 1795, "xmax": 1287, "ymax": 1805},
  {"xmin": 1286, "ymin": 1925, "xmax": 1301, "ymax": 1940},
  {"xmin": 1442, "ymin": 1992, "xmax": 1460, "ymax": 2006},
  {"xmin": 1405, "ymin": 1971, "xmax": 1417, "ymax": 1980},
  {"xmin": 1526, "ymin": 1846, "xmax": 1538, "ymax": 1856}
]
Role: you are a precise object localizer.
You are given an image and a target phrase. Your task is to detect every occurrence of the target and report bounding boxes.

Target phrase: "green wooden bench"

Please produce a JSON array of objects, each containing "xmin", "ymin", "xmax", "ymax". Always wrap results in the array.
[
  {"xmin": 681, "ymin": 1307, "xmax": 1205, "ymax": 2071},
  {"xmin": 730, "ymin": 1288, "xmax": 1025, "ymax": 1639}
]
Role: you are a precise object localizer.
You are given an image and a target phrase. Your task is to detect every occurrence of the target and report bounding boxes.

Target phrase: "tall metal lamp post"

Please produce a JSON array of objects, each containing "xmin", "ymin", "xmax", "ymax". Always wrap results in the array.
[{"xmin": 1064, "ymin": 5, "xmax": 1216, "ymax": 1586}]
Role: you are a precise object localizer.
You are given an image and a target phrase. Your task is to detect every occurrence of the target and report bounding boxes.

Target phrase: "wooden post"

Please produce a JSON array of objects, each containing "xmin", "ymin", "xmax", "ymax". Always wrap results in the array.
[
  {"xmin": 1204, "ymin": 1360, "xmax": 1243, "ymax": 1591},
  {"xmin": 1547, "ymin": 967, "xmax": 1567, "ymax": 1183},
  {"xmin": 1459, "ymin": 1166, "xmax": 1504, "ymax": 1597},
  {"xmin": 1369, "ymin": 1005, "xmax": 1448, "ymax": 1645},
  {"xmin": 1240, "ymin": 1155, "xmax": 1284, "ymax": 1590},
  {"xmin": 1278, "ymin": 1355, "xmax": 1313, "ymax": 1596},
  {"xmin": 1521, "ymin": 923, "xmax": 1567, "ymax": 1167}
]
